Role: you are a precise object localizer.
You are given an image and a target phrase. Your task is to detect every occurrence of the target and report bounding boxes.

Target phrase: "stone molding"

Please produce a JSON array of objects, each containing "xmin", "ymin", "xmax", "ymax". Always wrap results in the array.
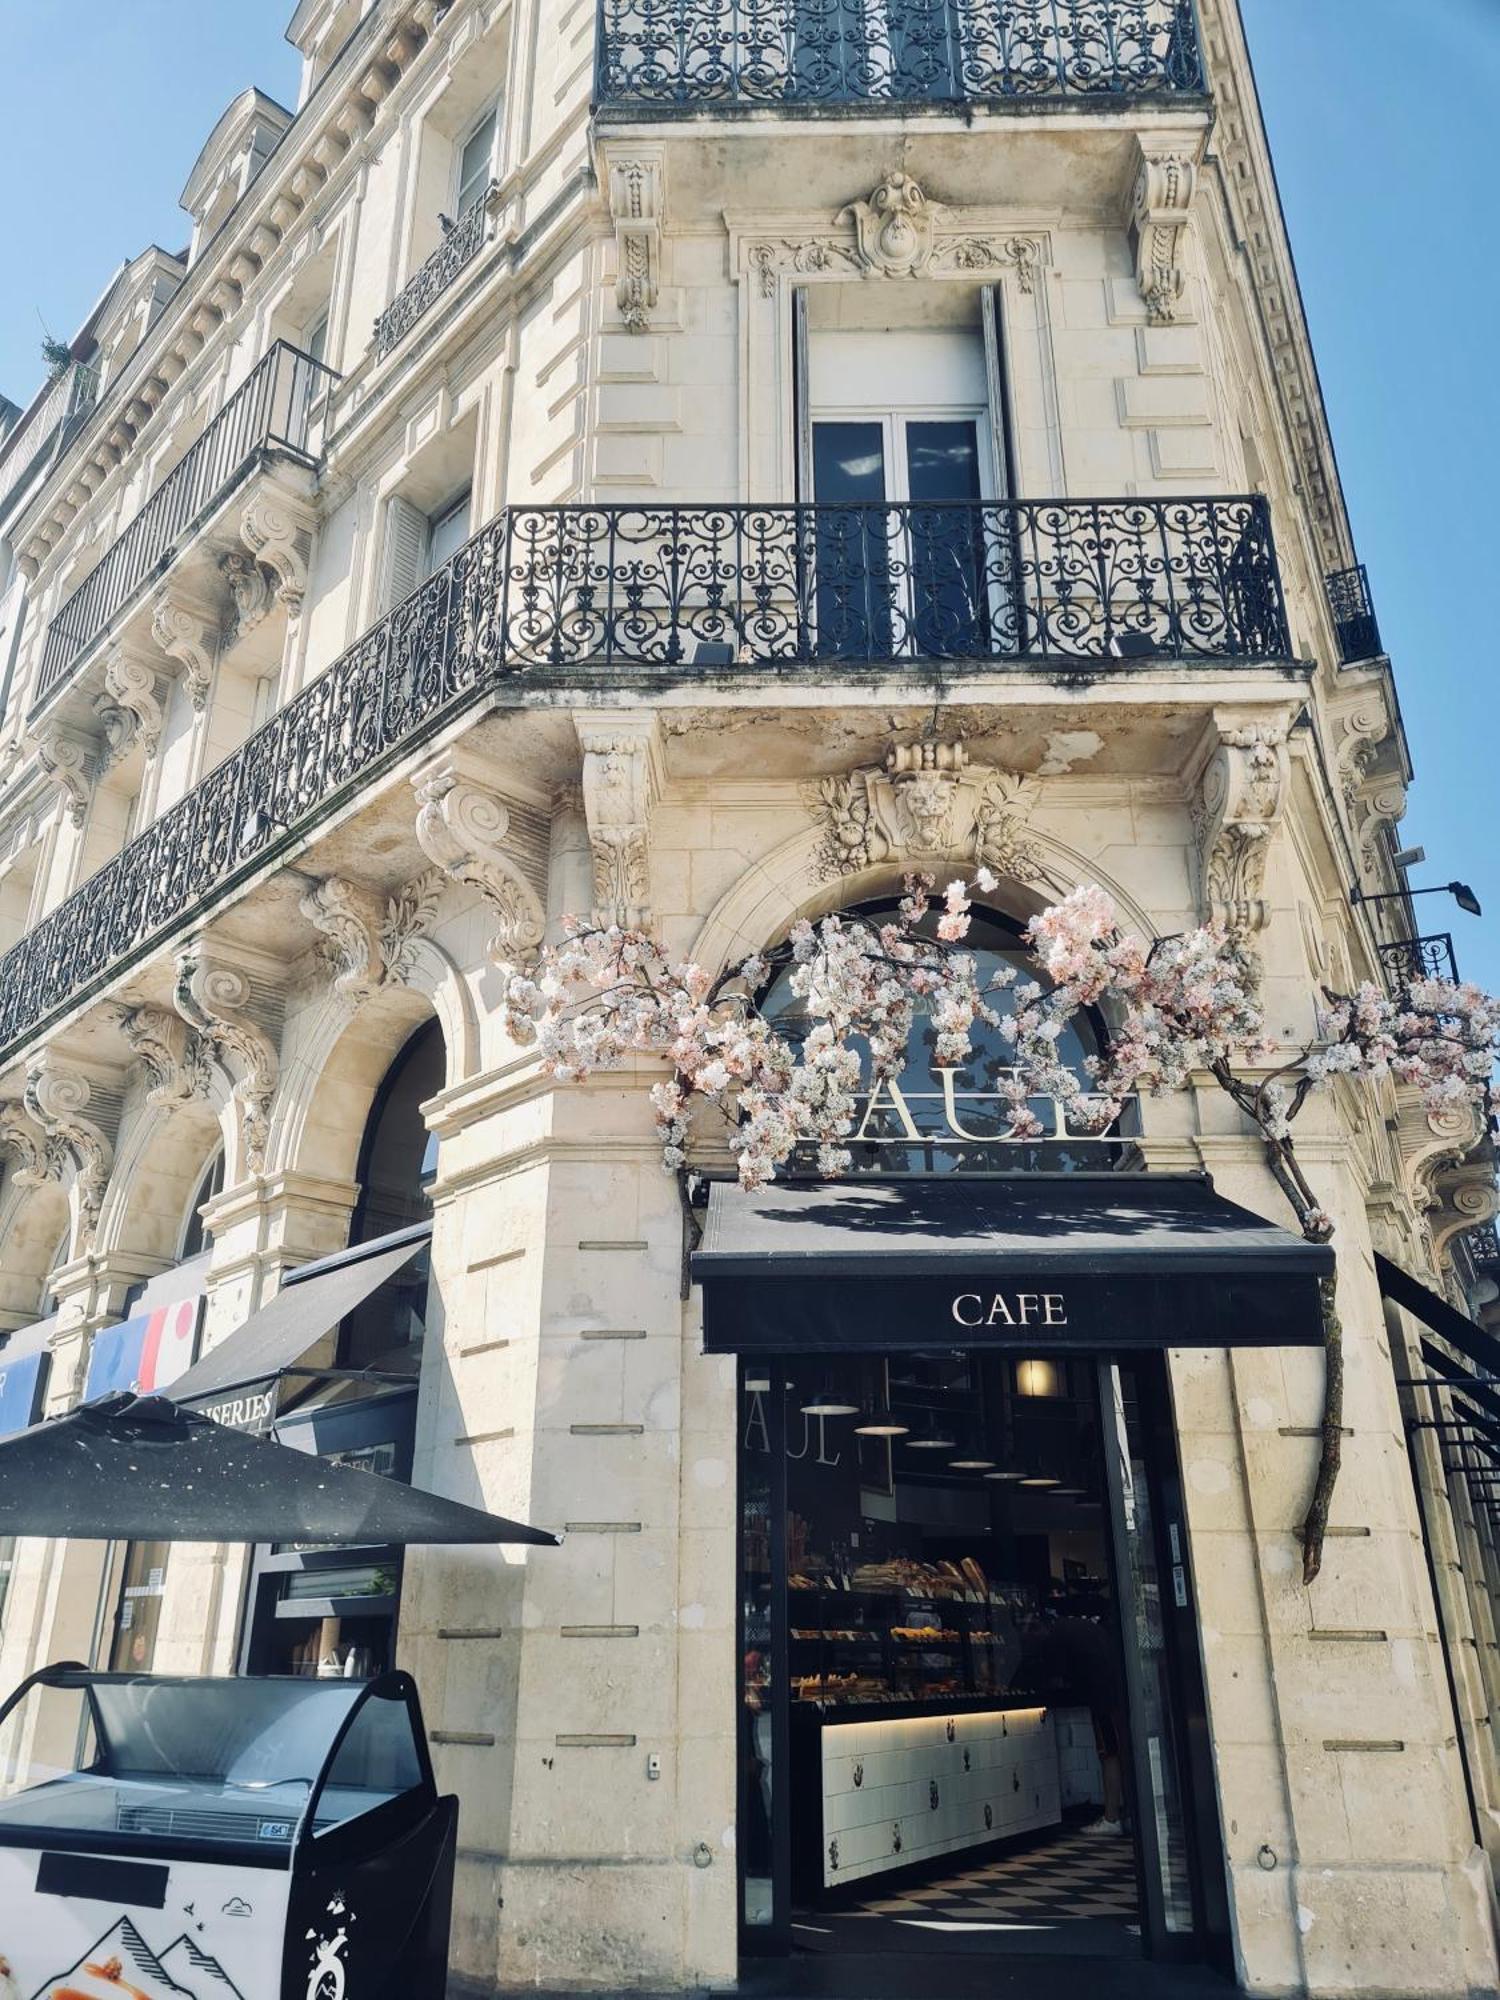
[
  {"xmin": 412, "ymin": 750, "xmax": 547, "ymax": 970},
  {"xmin": 117, "ymin": 1003, "xmax": 215, "ymax": 1109},
  {"xmin": 1191, "ymin": 710, "xmax": 1292, "ymax": 936},
  {"xmin": 604, "ymin": 147, "xmax": 664, "ymax": 334},
  {"xmin": 805, "ymin": 738, "xmax": 1041, "ymax": 884},
  {"xmin": 575, "ymin": 719, "xmax": 662, "ymax": 930},
  {"xmin": 239, "ymin": 473, "xmax": 317, "ymax": 614},
  {"xmin": 173, "ymin": 945, "xmax": 278, "ymax": 1174},
  {"xmin": 218, "ymin": 549, "xmax": 275, "ymax": 644}
]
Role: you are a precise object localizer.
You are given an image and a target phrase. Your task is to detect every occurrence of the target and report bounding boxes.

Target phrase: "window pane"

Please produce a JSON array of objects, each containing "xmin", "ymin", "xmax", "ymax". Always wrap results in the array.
[
  {"xmin": 426, "ymin": 490, "xmax": 472, "ymax": 576},
  {"xmin": 813, "ymin": 421, "xmax": 887, "ymax": 504},
  {"xmin": 457, "ymin": 110, "xmax": 497, "ymax": 213},
  {"xmin": 904, "ymin": 418, "xmax": 981, "ymax": 503}
]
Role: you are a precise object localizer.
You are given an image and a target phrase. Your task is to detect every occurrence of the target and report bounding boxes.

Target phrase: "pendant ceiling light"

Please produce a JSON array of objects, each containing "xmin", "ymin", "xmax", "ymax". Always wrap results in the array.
[
  {"xmin": 904, "ymin": 1431, "xmax": 958, "ymax": 1450},
  {"xmin": 855, "ymin": 1416, "xmax": 911, "ymax": 1437},
  {"xmin": 949, "ymin": 1458, "xmax": 996, "ymax": 1472},
  {"xmin": 1018, "ymin": 1475, "xmax": 1060, "ymax": 1489},
  {"xmin": 800, "ymin": 1371, "xmax": 858, "ymax": 1418}
]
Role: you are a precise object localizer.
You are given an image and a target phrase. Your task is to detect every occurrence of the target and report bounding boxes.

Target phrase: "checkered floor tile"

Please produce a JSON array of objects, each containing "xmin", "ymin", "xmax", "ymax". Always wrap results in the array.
[{"xmin": 838, "ymin": 1823, "xmax": 1139, "ymax": 1925}]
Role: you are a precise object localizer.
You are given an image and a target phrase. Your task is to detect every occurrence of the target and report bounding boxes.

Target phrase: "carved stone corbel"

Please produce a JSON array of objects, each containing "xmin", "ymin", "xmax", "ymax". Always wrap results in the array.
[
  {"xmin": 35, "ymin": 722, "xmax": 95, "ymax": 829},
  {"xmin": 605, "ymin": 149, "xmax": 664, "ymax": 334},
  {"xmin": 838, "ymin": 172, "xmax": 940, "ymax": 281},
  {"xmin": 412, "ymin": 754, "xmax": 547, "ymax": 970},
  {"xmin": 118, "ymin": 1004, "xmax": 215, "ymax": 1109},
  {"xmin": 95, "ymin": 642, "xmax": 167, "ymax": 765},
  {"xmin": 22, "ymin": 1055, "xmax": 114, "ymax": 1253},
  {"xmin": 298, "ymin": 869, "xmax": 446, "ymax": 1007},
  {"xmin": 219, "ymin": 549, "xmax": 275, "ymax": 643},
  {"xmin": 151, "ymin": 586, "xmax": 217, "ymax": 711},
  {"xmin": 1428, "ymin": 1160, "xmax": 1500, "ymax": 1267},
  {"xmin": 1192, "ymin": 712, "xmax": 1292, "ymax": 936},
  {"xmin": 0, "ymin": 1099, "xmax": 63, "ymax": 1189},
  {"xmin": 805, "ymin": 737, "xmax": 1041, "ymax": 884},
  {"xmin": 576, "ymin": 721, "xmax": 661, "ymax": 930},
  {"xmin": 173, "ymin": 947, "xmax": 278, "ymax": 1175},
  {"xmin": 1131, "ymin": 140, "xmax": 1199, "ymax": 325},
  {"xmin": 239, "ymin": 480, "xmax": 317, "ymax": 614}
]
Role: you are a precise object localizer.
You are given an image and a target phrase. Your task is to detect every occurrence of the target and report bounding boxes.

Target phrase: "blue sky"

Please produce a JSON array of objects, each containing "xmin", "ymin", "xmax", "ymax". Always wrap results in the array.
[{"xmin": 1, "ymin": 1, "xmax": 1496, "ymax": 987}]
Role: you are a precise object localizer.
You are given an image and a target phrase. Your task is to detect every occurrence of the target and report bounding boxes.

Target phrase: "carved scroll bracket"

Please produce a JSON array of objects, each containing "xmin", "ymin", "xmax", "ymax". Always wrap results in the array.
[
  {"xmin": 239, "ymin": 470, "xmax": 317, "ymax": 614},
  {"xmin": 173, "ymin": 945, "xmax": 279, "ymax": 1175},
  {"xmin": 118, "ymin": 1004, "xmax": 215, "ymax": 1109},
  {"xmin": 35, "ymin": 721, "xmax": 96, "ymax": 829},
  {"xmin": 1192, "ymin": 710, "xmax": 1293, "ymax": 937},
  {"xmin": 576, "ymin": 718, "xmax": 662, "ymax": 930},
  {"xmin": 21, "ymin": 1053, "xmax": 115, "ymax": 1254},
  {"xmin": 95, "ymin": 641, "xmax": 167, "ymax": 765},
  {"xmin": 151, "ymin": 583, "xmax": 218, "ymax": 712},
  {"xmin": 299, "ymin": 869, "xmax": 446, "ymax": 1008},
  {"xmin": 412, "ymin": 750, "xmax": 547, "ymax": 971},
  {"xmin": 604, "ymin": 146, "xmax": 664, "ymax": 334},
  {"xmin": 1130, "ymin": 137, "xmax": 1200, "ymax": 325}
]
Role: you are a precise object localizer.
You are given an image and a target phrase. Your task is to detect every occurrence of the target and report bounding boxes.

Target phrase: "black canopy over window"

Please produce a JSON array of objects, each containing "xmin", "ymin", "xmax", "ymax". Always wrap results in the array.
[{"xmin": 693, "ymin": 1175, "xmax": 1334, "ymax": 1354}]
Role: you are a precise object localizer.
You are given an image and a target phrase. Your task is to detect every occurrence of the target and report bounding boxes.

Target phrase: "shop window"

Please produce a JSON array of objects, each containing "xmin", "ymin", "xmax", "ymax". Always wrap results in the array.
[
  {"xmin": 340, "ymin": 1017, "xmax": 442, "ymax": 1375},
  {"xmin": 758, "ymin": 899, "xmax": 1126, "ymax": 1175}
]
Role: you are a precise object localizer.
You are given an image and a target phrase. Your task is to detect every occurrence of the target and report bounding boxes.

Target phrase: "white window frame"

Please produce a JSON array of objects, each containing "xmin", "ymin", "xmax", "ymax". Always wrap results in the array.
[{"xmin": 452, "ymin": 102, "xmax": 500, "ymax": 220}]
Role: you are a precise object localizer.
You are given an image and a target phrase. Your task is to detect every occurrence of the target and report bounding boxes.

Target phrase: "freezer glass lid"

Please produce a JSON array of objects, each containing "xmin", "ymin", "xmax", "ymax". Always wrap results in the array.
[{"xmin": 0, "ymin": 1669, "xmax": 428, "ymax": 1853}]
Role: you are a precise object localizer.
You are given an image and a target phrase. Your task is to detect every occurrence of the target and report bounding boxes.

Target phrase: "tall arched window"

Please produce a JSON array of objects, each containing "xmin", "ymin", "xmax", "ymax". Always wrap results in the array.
[{"xmin": 758, "ymin": 898, "xmax": 1130, "ymax": 1175}]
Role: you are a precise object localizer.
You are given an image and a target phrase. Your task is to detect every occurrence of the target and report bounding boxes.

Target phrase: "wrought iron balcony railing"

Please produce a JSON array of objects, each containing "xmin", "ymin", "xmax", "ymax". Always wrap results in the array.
[
  {"xmin": 1380, "ymin": 933, "xmax": 1459, "ymax": 994},
  {"xmin": 34, "ymin": 342, "xmax": 339, "ymax": 714},
  {"xmin": 374, "ymin": 189, "xmax": 497, "ymax": 359},
  {"xmin": 1326, "ymin": 562, "xmax": 1382, "ymax": 665},
  {"xmin": 596, "ymin": 0, "xmax": 1205, "ymax": 110},
  {"xmin": 0, "ymin": 361, "xmax": 100, "ymax": 525},
  {"xmin": 0, "ymin": 493, "xmax": 1287, "ymax": 1065}
]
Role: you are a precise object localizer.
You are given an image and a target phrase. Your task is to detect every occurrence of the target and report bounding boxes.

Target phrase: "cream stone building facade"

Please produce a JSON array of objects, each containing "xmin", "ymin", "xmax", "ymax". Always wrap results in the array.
[{"xmin": 0, "ymin": 1, "xmax": 1498, "ymax": 1994}]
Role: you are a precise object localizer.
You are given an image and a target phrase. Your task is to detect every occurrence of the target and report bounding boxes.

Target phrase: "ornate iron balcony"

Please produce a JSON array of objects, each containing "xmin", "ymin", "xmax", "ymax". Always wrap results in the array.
[
  {"xmin": 1326, "ymin": 562, "xmax": 1382, "ymax": 665},
  {"xmin": 0, "ymin": 493, "xmax": 1286, "ymax": 1065},
  {"xmin": 1379, "ymin": 932, "xmax": 1459, "ymax": 993},
  {"xmin": 596, "ymin": 0, "xmax": 1205, "ymax": 110},
  {"xmin": 34, "ymin": 342, "xmax": 339, "ymax": 714},
  {"xmin": 374, "ymin": 189, "xmax": 497, "ymax": 360},
  {"xmin": 0, "ymin": 360, "xmax": 100, "ymax": 526}
]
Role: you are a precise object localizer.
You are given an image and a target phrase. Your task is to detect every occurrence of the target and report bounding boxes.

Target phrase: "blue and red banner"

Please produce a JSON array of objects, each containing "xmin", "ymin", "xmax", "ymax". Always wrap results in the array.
[{"xmin": 84, "ymin": 1297, "xmax": 203, "ymax": 1403}]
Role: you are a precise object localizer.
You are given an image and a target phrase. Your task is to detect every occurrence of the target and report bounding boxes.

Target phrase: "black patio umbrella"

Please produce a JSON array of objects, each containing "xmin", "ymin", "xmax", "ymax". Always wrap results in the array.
[{"xmin": 0, "ymin": 1392, "xmax": 557, "ymax": 1546}]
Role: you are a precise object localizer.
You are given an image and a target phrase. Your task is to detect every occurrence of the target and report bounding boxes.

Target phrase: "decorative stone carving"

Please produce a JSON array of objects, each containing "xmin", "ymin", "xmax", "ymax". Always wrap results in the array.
[
  {"xmin": 838, "ymin": 172, "xmax": 940, "ymax": 281},
  {"xmin": 807, "ymin": 740, "xmax": 1041, "ymax": 883},
  {"xmin": 299, "ymin": 869, "xmax": 447, "ymax": 1006},
  {"xmin": 0, "ymin": 1100, "xmax": 62, "ymax": 1189},
  {"xmin": 605, "ymin": 150, "xmax": 664, "ymax": 334},
  {"xmin": 1428, "ymin": 1162, "xmax": 1500, "ymax": 1265},
  {"xmin": 239, "ymin": 484, "xmax": 316, "ymax": 613},
  {"xmin": 219, "ymin": 549, "xmax": 275, "ymax": 641},
  {"xmin": 748, "ymin": 237, "xmax": 862, "ymax": 298},
  {"xmin": 939, "ymin": 237, "xmax": 1040, "ymax": 292},
  {"xmin": 22, "ymin": 1056, "xmax": 113, "ymax": 1253},
  {"xmin": 576, "ymin": 726, "xmax": 659, "ymax": 930},
  {"xmin": 1131, "ymin": 142, "xmax": 1198, "ymax": 325},
  {"xmin": 35, "ymin": 723, "xmax": 95, "ymax": 829},
  {"xmin": 151, "ymin": 587, "xmax": 217, "ymax": 711},
  {"xmin": 173, "ymin": 947, "xmax": 278, "ymax": 1175},
  {"xmin": 1192, "ymin": 716, "xmax": 1291, "ymax": 935},
  {"xmin": 412, "ymin": 755, "xmax": 547, "ymax": 970},
  {"xmin": 95, "ymin": 643, "xmax": 166, "ymax": 764},
  {"xmin": 119, "ymin": 1004, "xmax": 215, "ymax": 1108}
]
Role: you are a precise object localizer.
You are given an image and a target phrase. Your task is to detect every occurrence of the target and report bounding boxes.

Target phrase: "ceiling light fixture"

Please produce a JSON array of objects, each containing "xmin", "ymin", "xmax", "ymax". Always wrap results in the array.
[
  {"xmin": 1018, "ymin": 1476, "xmax": 1060, "ymax": 1489},
  {"xmin": 905, "ymin": 1434, "xmax": 958, "ymax": 1451},
  {"xmin": 949, "ymin": 1459, "xmax": 996, "ymax": 1472},
  {"xmin": 854, "ymin": 1420, "xmax": 911, "ymax": 1437}
]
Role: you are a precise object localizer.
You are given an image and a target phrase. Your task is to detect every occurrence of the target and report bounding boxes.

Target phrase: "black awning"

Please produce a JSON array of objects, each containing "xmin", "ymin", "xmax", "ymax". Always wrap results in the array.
[
  {"xmin": 1417, "ymin": 1338, "xmax": 1500, "ymax": 1429},
  {"xmin": 0, "ymin": 1392, "xmax": 556, "ymax": 1546},
  {"xmin": 693, "ymin": 1175, "xmax": 1334, "ymax": 1355},
  {"xmin": 1376, "ymin": 1252, "xmax": 1500, "ymax": 1376},
  {"xmin": 167, "ymin": 1224, "xmax": 430, "ymax": 1418}
]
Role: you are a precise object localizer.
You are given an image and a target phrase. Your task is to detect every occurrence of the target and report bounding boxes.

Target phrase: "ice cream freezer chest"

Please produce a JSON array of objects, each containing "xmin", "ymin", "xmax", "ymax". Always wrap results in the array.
[{"xmin": 0, "ymin": 1665, "xmax": 455, "ymax": 2000}]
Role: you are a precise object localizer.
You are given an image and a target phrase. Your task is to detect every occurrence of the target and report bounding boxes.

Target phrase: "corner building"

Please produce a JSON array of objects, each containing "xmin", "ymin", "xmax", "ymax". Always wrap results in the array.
[{"xmin": 0, "ymin": 2, "xmax": 1498, "ymax": 1994}]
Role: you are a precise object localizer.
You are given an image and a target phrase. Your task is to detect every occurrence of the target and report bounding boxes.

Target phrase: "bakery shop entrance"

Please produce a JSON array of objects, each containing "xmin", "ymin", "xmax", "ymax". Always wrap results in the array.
[{"xmin": 737, "ymin": 1348, "xmax": 1229, "ymax": 1971}]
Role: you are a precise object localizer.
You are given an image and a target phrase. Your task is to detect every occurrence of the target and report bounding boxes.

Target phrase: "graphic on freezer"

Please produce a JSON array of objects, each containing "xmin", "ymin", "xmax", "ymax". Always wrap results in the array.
[
  {"xmin": 25, "ymin": 1917, "xmax": 246, "ymax": 2000},
  {"xmin": 302, "ymin": 1893, "xmax": 352, "ymax": 2000}
]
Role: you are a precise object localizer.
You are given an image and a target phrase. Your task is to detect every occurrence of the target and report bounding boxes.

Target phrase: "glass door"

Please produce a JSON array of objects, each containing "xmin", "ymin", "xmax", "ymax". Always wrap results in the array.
[
  {"xmin": 1098, "ymin": 1357, "xmax": 1229, "ymax": 1962},
  {"xmin": 811, "ymin": 413, "xmax": 988, "ymax": 660}
]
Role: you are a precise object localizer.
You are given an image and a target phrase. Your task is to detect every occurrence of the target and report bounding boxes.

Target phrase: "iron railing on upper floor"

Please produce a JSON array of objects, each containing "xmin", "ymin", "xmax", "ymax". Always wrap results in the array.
[
  {"xmin": 595, "ymin": 0, "xmax": 1205, "ymax": 110},
  {"xmin": 1379, "ymin": 932, "xmax": 1459, "ymax": 994},
  {"xmin": 1326, "ymin": 562, "xmax": 1382, "ymax": 665},
  {"xmin": 34, "ymin": 342, "xmax": 340, "ymax": 714},
  {"xmin": 0, "ymin": 361, "xmax": 100, "ymax": 526},
  {"xmin": 374, "ymin": 189, "xmax": 498, "ymax": 359},
  {"xmin": 0, "ymin": 492, "xmax": 1288, "ymax": 1065}
]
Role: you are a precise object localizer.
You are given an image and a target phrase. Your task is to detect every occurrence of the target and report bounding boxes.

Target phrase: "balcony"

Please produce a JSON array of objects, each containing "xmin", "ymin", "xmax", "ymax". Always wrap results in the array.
[
  {"xmin": 0, "ymin": 492, "xmax": 1288, "ymax": 1065},
  {"xmin": 1326, "ymin": 562, "xmax": 1383, "ymax": 666},
  {"xmin": 1379, "ymin": 932, "xmax": 1459, "ymax": 994},
  {"xmin": 33, "ymin": 343, "xmax": 338, "ymax": 717},
  {"xmin": 0, "ymin": 361, "xmax": 100, "ymax": 528},
  {"xmin": 595, "ymin": 0, "xmax": 1205, "ymax": 112},
  {"xmin": 374, "ymin": 187, "xmax": 499, "ymax": 360}
]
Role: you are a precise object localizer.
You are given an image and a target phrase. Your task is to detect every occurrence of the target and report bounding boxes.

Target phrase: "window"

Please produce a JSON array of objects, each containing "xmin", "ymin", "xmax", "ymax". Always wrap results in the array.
[
  {"xmin": 454, "ymin": 106, "xmax": 498, "ymax": 219},
  {"xmin": 181, "ymin": 1149, "xmax": 225, "ymax": 1261},
  {"xmin": 379, "ymin": 487, "xmax": 472, "ymax": 609},
  {"xmin": 109, "ymin": 1540, "xmax": 171, "ymax": 1672},
  {"xmin": 304, "ymin": 311, "xmax": 330, "ymax": 367}
]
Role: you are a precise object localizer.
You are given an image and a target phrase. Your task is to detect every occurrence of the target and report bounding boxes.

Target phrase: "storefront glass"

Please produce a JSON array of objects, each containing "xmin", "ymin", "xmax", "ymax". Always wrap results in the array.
[{"xmin": 108, "ymin": 1541, "xmax": 171, "ymax": 1673}]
